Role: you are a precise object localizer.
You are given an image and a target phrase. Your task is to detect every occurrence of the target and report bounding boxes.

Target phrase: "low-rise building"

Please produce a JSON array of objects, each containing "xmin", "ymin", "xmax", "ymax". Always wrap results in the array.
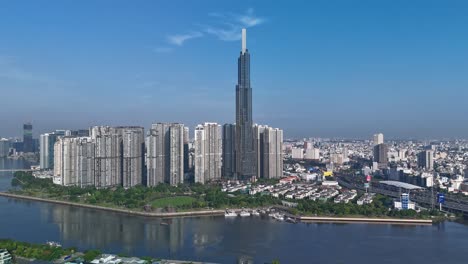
[{"xmin": 0, "ymin": 249, "xmax": 12, "ymax": 264}]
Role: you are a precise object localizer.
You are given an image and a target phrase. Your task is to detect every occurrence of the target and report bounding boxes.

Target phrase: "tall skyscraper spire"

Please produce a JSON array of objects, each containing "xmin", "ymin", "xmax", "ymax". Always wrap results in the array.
[
  {"xmin": 235, "ymin": 28, "xmax": 256, "ymax": 178},
  {"xmin": 242, "ymin": 28, "xmax": 247, "ymax": 54}
]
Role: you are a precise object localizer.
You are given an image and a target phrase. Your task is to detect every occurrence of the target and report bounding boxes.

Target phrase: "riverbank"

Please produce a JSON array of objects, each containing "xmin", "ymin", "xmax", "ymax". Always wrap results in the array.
[
  {"xmin": 1, "ymin": 191, "xmax": 437, "ymax": 225},
  {"xmin": 0, "ymin": 192, "xmax": 224, "ymax": 218}
]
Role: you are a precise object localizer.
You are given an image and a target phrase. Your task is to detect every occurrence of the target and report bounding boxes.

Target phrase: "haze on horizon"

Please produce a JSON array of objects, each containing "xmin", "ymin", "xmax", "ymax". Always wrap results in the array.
[{"xmin": 0, "ymin": 0, "xmax": 467, "ymax": 139}]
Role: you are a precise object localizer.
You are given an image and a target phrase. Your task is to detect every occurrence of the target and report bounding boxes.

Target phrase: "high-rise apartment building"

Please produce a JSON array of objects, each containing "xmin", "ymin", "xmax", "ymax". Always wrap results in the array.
[
  {"xmin": 418, "ymin": 150, "xmax": 434, "ymax": 170},
  {"xmin": 373, "ymin": 133, "xmax": 384, "ymax": 146},
  {"xmin": 54, "ymin": 137, "xmax": 95, "ymax": 187},
  {"xmin": 0, "ymin": 138, "xmax": 10, "ymax": 157},
  {"xmin": 120, "ymin": 127, "xmax": 145, "ymax": 187},
  {"xmin": 260, "ymin": 126, "xmax": 283, "ymax": 179},
  {"xmin": 94, "ymin": 132, "xmax": 122, "ymax": 188},
  {"xmin": 90, "ymin": 126, "xmax": 144, "ymax": 188},
  {"xmin": 194, "ymin": 123, "xmax": 222, "ymax": 184},
  {"xmin": 373, "ymin": 143, "xmax": 388, "ymax": 166},
  {"xmin": 222, "ymin": 124, "xmax": 236, "ymax": 178},
  {"xmin": 183, "ymin": 126, "xmax": 191, "ymax": 172},
  {"xmin": 253, "ymin": 124, "xmax": 266, "ymax": 178},
  {"xmin": 235, "ymin": 29, "xmax": 256, "ymax": 178},
  {"xmin": 147, "ymin": 123, "xmax": 184, "ymax": 186},
  {"xmin": 305, "ymin": 148, "xmax": 320, "ymax": 160},
  {"xmin": 23, "ymin": 123, "xmax": 33, "ymax": 153}
]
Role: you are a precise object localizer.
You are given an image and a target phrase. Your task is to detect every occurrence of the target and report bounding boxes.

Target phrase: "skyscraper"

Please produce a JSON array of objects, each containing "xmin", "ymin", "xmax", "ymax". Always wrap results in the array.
[
  {"xmin": 373, "ymin": 133, "xmax": 384, "ymax": 145},
  {"xmin": 183, "ymin": 126, "xmax": 191, "ymax": 173},
  {"xmin": 261, "ymin": 127, "xmax": 283, "ymax": 179},
  {"xmin": 0, "ymin": 138, "xmax": 10, "ymax": 157},
  {"xmin": 54, "ymin": 136, "xmax": 95, "ymax": 187},
  {"xmin": 373, "ymin": 143, "xmax": 388, "ymax": 167},
  {"xmin": 194, "ymin": 123, "xmax": 222, "ymax": 184},
  {"xmin": 40, "ymin": 130, "xmax": 67, "ymax": 169},
  {"xmin": 146, "ymin": 123, "xmax": 184, "ymax": 186},
  {"xmin": 94, "ymin": 132, "xmax": 122, "ymax": 188},
  {"xmin": 23, "ymin": 123, "xmax": 33, "ymax": 153},
  {"xmin": 254, "ymin": 125, "xmax": 283, "ymax": 179},
  {"xmin": 119, "ymin": 127, "xmax": 145, "ymax": 187},
  {"xmin": 235, "ymin": 28, "xmax": 256, "ymax": 178},
  {"xmin": 222, "ymin": 124, "xmax": 236, "ymax": 178},
  {"xmin": 418, "ymin": 150, "xmax": 434, "ymax": 170}
]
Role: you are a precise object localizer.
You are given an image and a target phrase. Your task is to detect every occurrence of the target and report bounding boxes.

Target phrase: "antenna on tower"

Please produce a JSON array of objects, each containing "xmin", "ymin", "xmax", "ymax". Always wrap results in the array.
[{"xmin": 242, "ymin": 28, "xmax": 247, "ymax": 54}]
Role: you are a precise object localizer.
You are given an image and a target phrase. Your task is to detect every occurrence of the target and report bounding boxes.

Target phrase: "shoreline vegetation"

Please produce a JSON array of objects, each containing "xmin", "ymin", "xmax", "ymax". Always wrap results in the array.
[
  {"xmin": 5, "ymin": 171, "xmax": 445, "ymax": 224},
  {"xmin": 0, "ymin": 238, "xmax": 219, "ymax": 263}
]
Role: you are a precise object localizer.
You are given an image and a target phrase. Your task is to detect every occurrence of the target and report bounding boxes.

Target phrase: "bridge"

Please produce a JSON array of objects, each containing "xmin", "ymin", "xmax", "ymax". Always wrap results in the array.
[{"xmin": 0, "ymin": 169, "xmax": 33, "ymax": 172}]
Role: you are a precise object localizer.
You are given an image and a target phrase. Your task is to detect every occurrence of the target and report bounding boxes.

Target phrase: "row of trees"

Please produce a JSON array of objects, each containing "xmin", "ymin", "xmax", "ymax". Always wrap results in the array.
[{"xmin": 0, "ymin": 239, "xmax": 75, "ymax": 261}]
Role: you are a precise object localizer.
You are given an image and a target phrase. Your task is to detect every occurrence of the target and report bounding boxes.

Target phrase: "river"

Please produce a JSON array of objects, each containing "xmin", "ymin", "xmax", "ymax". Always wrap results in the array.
[{"xmin": 0, "ymin": 158, "xmax": 467, "ymax": 264}]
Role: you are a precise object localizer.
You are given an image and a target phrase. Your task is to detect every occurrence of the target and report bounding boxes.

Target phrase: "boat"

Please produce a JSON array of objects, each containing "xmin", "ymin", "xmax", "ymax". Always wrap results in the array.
[
  {"xmin": 286, "ymin": 217, "xmax": 298, "ymax": 224},
  {"xmin": 239, "ymin": 210, "xmax": 251, "ymax": 217},
  {"xmin": 225, "ymin": 210, "xmax": 237, "ymax": 217},
  {"xmin": 251, "ymin": 210, "xmax": 260, "ymax": 216},
  {"xmin": 46, "ymin": 241, "xmax": 62, "ymax": 247},
  {"xmin": 272, "ymin": 213, "xmax": 284, "ymax": 221}
]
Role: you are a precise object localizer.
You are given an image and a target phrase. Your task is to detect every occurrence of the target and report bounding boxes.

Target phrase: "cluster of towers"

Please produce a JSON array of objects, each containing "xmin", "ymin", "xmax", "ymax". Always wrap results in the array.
[{"xmin": 48, "ymin": 29, "xmax": 283, "ymax": 188}]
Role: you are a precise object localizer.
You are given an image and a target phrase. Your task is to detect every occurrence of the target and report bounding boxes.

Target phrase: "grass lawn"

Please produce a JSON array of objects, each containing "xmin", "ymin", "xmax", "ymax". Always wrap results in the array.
[{"xmin": 151, "ymin": 196, "xmax": 197, "ymax": 208}]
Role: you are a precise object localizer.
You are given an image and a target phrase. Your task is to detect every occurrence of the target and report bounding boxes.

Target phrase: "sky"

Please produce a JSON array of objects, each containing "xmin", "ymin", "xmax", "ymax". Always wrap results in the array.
[{"xmin": 0, "ymin": 0, "xmax": 467, "ymax": 139}]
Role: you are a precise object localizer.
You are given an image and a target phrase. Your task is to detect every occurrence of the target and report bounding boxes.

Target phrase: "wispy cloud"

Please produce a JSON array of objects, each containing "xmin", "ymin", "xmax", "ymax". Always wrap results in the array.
[
  {"xmin": 237, "ymin": 8, "xmax": 265, "ymax": 27},
  {"xmin": 203, "ymin": 8, "xmax": 266, "ymax": 41},
  {"xmin": 167, "ymin": 31, "xmax": 203, "ymax": 46},
  {"xmin": 157, "ymin": 8, "xmax": 266, "ymax": 53}
]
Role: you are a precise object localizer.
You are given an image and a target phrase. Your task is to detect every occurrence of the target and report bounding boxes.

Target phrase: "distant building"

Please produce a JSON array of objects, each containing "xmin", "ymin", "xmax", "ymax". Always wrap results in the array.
[
  {"xmin": 194, "ymin": 123, "xmax": 222, "ymax": 184},
  {"xmin": 0, "ymin": 138, "xmax": 10, "ymax": 157},
  {"xmin": 146, "ymin": 123, "xmax": 184, "ymax": 186},
  {"xmin": 291, "ymin": 148, "xmax": 304, "ymax": 159},
  {"xmin": 373, "ymin": 133, "xmax": 384, "ymax": 146},
  {"xmin": 23, "ymin": 122, "xmax": 33, "ymax": 152},
  {"xmin": 70, "ymin": 129, "xmax": 90, "ymax": 137},
  {"xmin": 40, "ymin": 130, "xmax": 67, "ymax": 169},
  {"xmin": 418, "ymin": 150, "xmax": 434, "ymax": 170},
  {"xmin": 373, "ymin": 143, "xmax": 388, "ymax": 167},
  {"xmin": 305, "ymin": 148, "xmax": 320, "ymax": 160},
  {"xmin": 222, "ymin": 124, "xmax": 236, "ymax": 178}
]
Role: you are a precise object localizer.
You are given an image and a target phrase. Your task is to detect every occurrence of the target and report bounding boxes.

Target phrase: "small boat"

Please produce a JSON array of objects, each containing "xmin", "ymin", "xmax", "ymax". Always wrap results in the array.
[
  {"xmin": 46, "ymin": 241, "xmax": 62, "ymax": 247},
  {"xmin": 239, "ymin": 210, "xmax": 251, "ymax": 217},
  {"xmin": 225, "ymin": 210, "xmax": 237, "ymax": 217},
  {"xmin": 272, "ymin": 213, "xmax": 284, "ymax": 221}
]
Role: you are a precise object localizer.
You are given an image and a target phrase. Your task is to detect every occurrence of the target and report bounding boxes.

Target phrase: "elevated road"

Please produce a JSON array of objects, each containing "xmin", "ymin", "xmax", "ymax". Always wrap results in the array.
[
  {"xmin": 337, "ymin": 177, "xmax": 468, "ymax": 214},
  {"xmin": 0, "ymin": 169, "xmax": 33, "ymax": 172}
]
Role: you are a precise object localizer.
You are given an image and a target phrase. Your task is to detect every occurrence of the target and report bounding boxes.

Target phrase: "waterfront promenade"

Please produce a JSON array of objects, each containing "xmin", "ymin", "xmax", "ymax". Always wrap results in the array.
[
  {"xmin": 299, "ymin": 216, "xmax": 432, "ymax": 225},
  {"xmin": 0, "ymin": 192, "xmax": 433, "ymax": 224}
]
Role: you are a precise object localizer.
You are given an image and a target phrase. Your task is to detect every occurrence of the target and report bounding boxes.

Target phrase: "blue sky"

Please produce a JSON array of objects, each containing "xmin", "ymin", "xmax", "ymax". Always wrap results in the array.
[{"xmin": 0, "ymin": 0, "xmax": 467, "ymax": 139}]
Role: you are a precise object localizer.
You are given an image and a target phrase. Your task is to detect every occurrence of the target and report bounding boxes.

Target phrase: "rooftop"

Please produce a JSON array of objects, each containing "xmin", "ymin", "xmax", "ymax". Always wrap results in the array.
[{"xmin": 380, "ymin": 181, "xmax": 424, "ymax": 190}]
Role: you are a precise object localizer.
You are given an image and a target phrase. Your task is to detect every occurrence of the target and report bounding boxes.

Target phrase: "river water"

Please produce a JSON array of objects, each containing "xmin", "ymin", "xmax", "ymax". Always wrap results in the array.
[{"xmin": 0, "ymin": 158, "xmax": 467, "ymax": 264}]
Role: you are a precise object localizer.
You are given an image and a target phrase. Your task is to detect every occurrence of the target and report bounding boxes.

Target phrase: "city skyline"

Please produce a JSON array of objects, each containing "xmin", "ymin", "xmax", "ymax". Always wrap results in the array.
[{"xmin": 1, "ymin": 1, "xmax": 468, "ymax": 139}]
